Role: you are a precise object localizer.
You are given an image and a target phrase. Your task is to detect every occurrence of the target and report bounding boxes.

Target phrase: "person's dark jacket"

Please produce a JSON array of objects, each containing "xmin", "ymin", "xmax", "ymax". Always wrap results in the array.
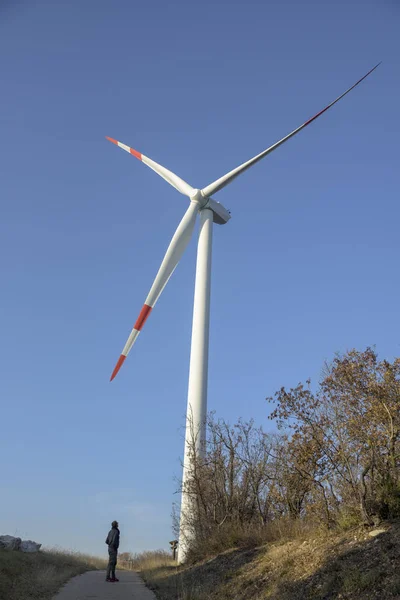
[{"xmin": 105, "ymin": 527, "xmax": 120, "ymax": 550}]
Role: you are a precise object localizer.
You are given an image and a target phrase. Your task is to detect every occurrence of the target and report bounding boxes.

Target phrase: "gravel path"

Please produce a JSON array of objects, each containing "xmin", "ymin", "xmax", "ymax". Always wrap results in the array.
[{"xmin": 52, "ymin": 570, "xmax": 157, "ymax": 600}]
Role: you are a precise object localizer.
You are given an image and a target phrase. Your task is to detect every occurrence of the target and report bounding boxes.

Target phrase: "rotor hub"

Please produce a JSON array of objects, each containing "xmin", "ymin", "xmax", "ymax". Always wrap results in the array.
[{"xmin": 190, "ymin": 189, "xmax": 207, "ymax": 207}]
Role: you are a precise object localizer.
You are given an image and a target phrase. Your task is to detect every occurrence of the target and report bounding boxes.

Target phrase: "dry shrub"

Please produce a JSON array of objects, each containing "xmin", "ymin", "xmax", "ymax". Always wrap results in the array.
[{"xmin": 131, "ymin": 549, "xmax": 175, "ymax": 571}]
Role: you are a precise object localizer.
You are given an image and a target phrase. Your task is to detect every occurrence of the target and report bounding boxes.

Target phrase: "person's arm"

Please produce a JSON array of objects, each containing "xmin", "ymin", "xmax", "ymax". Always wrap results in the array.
[{"xmin": 108, "ymin": 530, "xmax": 118, "ymax": 549}]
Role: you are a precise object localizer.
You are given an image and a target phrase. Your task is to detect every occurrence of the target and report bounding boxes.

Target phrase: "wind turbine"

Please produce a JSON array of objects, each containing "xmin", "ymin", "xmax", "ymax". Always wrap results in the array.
[{"xmin": 106, "ymin": 63, "xmax": 380, "ymax": 562}]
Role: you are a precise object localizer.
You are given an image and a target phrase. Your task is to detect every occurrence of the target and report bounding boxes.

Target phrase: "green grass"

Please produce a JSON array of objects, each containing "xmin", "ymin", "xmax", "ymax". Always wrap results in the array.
[
  {"xmin": 341, "ymin": 566, "xmax": 385, "ymax": 594},
  {"xmin": 0, "ymin": 548, "xmax": 106, "ymax": 600}
]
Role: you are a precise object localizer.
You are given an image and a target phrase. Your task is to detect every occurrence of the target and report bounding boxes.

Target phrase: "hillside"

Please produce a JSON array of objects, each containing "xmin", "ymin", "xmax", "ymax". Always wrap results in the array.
[
  {"xmin": 0, "ymin": 548, "xmax": 106, "ymax": 600},
  {"xmin": 142, "ymin": 520, "xmax": 400, "ymax": 600}
]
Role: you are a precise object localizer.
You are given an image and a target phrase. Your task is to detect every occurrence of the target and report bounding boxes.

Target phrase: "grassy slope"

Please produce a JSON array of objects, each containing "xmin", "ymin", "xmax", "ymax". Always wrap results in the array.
[
  {"xmin": 142, "ymin": 521, "xmax": 400, "ymax": 600},
  {"xmin": 0, "ymin": 548, "xmax": 106, "ymax": 600}
]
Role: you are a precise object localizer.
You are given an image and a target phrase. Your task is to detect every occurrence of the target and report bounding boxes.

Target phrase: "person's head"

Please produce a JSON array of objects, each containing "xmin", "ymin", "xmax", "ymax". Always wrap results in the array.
[{"xmin": 111, "ymin": 520, "xmax": 119, "ymax": 528}]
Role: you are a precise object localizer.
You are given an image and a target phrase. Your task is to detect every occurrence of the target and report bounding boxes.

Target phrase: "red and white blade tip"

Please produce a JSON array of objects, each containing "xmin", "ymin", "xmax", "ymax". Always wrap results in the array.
[
  {"xmin": 105, "ymin": 136, "xmax": 142, "ymax": 161},
  {"xmin": 110, "ymin": 355, "xmax": 126, "ymax": 381},
  {"xmin": 109, "ymin": 304, "xmax": 153, "ymax": 381}
]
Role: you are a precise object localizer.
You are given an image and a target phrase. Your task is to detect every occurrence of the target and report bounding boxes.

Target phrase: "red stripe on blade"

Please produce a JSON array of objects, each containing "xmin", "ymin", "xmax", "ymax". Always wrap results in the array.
[
  {"xmin": 304, "ymin": 106, "xmax": 329, "ymax": 127},
  {"xmin": 133, "ymin": 304, "xmax": 152, "ymax": 331},
  {"xmin": 110, "ymin": 354, "xmax": 126, "ymax": 381},
  {"xmin": 130, "ymin": 147, "xmax": 142, "ymax": 160},
  {"xmin": 106, "ymin": 136, "xmax": 118, "ymax": 145}
]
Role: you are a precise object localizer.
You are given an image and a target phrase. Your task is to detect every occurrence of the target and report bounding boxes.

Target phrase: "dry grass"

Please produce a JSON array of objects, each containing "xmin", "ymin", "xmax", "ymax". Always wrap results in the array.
[
  {"xmin": 0, "ymin": 547, "xmax": 107, "ymax": 600},
  {"xmin": 185, "ymin": 517, "xmax": 319, "ymax": 564},
  {"xmin": 128, "ymin": 550, "xmax": 198, "ymax": 600},
  {"xmin": 130, "ymin": 550, "xmax": 175, "ymax": 572}
]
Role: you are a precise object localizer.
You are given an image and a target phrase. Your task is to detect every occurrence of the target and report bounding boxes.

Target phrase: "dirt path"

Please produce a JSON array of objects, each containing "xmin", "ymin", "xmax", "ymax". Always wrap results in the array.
[{"xmin": 52, "ymin": 570, "xmax": 157, "ymax": 599}]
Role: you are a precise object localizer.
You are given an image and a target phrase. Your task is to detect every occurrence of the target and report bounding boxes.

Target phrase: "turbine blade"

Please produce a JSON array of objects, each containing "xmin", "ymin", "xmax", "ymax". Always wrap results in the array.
[
  {"xmin": 106, "ymin": 137, "xmax": 195, "ymax": 198},
  {"xmin": 110, "ymin": 201, "xmax": 199, "ymax": 380},
  {"xmin": 201, "ymin": 63, "xmax": 381, "ymax": 198}
]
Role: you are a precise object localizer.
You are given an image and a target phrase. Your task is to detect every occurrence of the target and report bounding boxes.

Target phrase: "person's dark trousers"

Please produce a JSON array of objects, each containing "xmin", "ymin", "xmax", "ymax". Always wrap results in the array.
[{"xmin": 106, "ymin": 548, "xmax": 118, "ymax": 579}]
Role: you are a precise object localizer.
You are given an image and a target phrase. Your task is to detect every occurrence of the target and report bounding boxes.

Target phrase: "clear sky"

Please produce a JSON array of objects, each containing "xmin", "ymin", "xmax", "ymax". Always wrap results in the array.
[{"xmin": 0, "ymin": 0, "xmax": 398, "ymax": 556}]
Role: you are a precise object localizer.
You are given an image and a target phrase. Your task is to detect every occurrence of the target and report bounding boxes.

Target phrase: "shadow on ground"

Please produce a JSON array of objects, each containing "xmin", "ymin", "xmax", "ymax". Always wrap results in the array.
[{"xmin": 145, "ymin": 547, "xmax": 262, "ymax": 599}]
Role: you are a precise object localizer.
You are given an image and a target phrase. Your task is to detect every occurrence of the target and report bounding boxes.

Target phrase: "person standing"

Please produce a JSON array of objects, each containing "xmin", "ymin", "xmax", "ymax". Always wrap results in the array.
[{"xmin": 105, "ymin": 520, "xmax": 120, "ymax": 582}]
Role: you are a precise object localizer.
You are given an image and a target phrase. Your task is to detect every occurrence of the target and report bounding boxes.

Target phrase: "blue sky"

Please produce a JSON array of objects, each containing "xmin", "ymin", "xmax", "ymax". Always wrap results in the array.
[{"xmin": 0, "ymin": 0, "xmax": 398, "ymax": 556}]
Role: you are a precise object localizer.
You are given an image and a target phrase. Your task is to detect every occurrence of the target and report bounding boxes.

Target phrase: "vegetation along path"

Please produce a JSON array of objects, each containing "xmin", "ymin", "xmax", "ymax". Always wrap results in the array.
[{"xmin": 53, "ymin": 569, "xmax": 156, "ymax": 600}]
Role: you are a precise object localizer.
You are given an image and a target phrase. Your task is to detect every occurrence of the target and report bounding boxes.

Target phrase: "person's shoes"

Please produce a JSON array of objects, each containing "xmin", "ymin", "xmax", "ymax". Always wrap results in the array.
[
  {"xmin": 111, "ymin": 577, "xmax": 119, "ymax": 582},
  {"xmin": 106, "ymin": 577, "xmax": 113, "ymax": 582}
]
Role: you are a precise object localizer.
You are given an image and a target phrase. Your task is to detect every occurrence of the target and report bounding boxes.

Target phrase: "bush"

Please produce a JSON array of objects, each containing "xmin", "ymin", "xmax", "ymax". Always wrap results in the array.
[
  {"xmin": 336, "ymin": 509, "xmax": 361, "ymax": 531},
  {"xmin": 376, "ymin": 483, "xmax": 400, "ymax": 520}
]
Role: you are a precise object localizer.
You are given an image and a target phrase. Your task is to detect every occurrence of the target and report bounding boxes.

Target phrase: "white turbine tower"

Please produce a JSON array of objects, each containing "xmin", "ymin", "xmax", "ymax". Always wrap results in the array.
[{"xmin": 107, "ymin": 63, "xmax": 380, "ymax": 562}]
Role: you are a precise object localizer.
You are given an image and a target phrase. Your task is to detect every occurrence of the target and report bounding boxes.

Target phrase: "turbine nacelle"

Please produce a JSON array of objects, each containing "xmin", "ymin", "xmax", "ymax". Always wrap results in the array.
[
  {"xmin": 202, "ymin": 197, "xmax": 231, "ymax": 225},
  {"xmin": 190, "ymin": 189, "xmax": 231, "ymax": 225}
]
